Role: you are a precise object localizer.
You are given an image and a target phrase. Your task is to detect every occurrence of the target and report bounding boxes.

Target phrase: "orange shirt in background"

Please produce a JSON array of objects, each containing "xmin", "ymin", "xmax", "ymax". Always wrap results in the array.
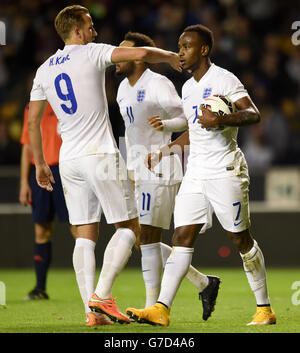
[{"xmin": 20, "ymin": 103, "xmax": 62, "ymax": 166}]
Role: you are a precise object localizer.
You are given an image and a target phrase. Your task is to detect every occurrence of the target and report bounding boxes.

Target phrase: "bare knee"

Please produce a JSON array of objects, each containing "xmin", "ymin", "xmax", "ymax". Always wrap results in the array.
[
  {"xmin": 116, "ymin": 217, "xmax": 141, "ymax": 238},
  {"xmin": 75, "ymin": 223, "xmax": 99, "ymax": 243},
  {"xmin": 227, "ymin": 228, "xmax": 254, "ymax": 254},
  {"xmin": 172, "ymin": 224, "xmax": 202, "ymax": 248},
  {"xmin": 140, "ymin": 225, "xmax": 162, "ymax": 245},
  {"xmin": 35, "ymin": 223, "xmax": 53, "ymax": 243},
  {"xmin": 69, "ymin": 224, "xmax": 77, "ymax": 239}
]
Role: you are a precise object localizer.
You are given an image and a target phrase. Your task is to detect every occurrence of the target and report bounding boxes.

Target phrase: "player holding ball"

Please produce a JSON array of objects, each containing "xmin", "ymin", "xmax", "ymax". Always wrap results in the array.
[{"xmin": 127, "ymin": 24, "xmax": 276, "ymax": 327}]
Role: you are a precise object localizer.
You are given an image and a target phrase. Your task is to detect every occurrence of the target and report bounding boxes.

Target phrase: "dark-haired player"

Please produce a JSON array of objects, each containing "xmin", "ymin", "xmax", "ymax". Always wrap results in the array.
[{"xmin": 127, "ymin": 24, "xmax": 276, "ymax": 327}]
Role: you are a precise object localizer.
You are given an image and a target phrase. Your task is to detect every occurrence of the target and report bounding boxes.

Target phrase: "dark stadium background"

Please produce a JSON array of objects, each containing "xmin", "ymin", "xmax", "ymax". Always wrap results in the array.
[{"xmin": 0, "ymin": 0, "xmax": 299, "ymax": 268}]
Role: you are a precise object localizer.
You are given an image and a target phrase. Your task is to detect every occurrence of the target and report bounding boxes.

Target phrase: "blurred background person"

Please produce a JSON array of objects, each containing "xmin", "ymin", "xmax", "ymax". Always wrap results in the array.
[{"xmin": 19, "ymin": 102, "xmax": 75, "ymax": 300}]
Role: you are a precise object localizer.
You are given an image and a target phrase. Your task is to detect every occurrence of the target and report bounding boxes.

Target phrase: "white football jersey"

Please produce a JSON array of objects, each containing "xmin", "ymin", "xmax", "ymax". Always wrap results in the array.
[
  {"xmin": 117, "ymin": 68, "xmax": 184, "ymax": 185},
  {"xmin": 30, "ymin": 43, "xmax": 117, "ymax": 162},
  {"xmin": 182, "ymin": 63, "xmax": 249, "ymax": 180}
]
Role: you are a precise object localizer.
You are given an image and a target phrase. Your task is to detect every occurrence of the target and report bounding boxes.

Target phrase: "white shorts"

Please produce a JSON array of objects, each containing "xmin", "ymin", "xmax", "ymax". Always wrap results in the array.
[
  {"xmin": 59, "ymin": 154, "xmax": 138, "ymax": 225},
  {"xmin": 174, "ymin": 175, "xmax": 251, "ymax": 233},
  {"xmin": 135, "ymin": 181, "xmax": 180, "ymax": 229}
]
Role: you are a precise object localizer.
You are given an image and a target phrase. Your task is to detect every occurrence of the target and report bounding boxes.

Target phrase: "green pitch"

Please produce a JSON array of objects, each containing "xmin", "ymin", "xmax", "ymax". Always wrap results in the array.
[{"xmin": 0, "ymin": 267, "xmax": 299, "ymax": 333}]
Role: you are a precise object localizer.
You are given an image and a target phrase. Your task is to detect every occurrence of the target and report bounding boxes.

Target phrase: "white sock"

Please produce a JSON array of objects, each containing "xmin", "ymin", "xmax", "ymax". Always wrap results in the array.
[
  {"xmin": 240, "ymin": 240, "xmax": 270, "ymax": 306},
  {"xmin": 160, "ymin": 242, "xmax": 208, "ymax": 292},
  {"xmin": 140, "ymin": 242, "xmax": 163, "ymax": 307},
  {"xmin": 157, "ymin": 246, "xmax": 194, "ymax": 308},
  {"xmin": 95, "ymin": 228, "xmax": 136, "ymax": 299},
  {"xmin": 72, "ymin": 238, "xmax": 96, "ymax": 314}
]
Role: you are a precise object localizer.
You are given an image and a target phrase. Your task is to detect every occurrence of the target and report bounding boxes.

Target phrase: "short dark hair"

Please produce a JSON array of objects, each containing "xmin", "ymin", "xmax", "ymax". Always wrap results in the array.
[
  {"xmin": 124, "ymin": 32, "xmax": 156, "ymax": 48},
  {"xmin": 183, "ymin": 24, "xmax": 214, "ymax": 54}
]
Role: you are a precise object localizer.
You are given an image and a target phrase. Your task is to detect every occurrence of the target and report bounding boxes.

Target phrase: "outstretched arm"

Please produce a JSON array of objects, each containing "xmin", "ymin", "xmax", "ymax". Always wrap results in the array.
[{"xmin": 111, "ymin": 46, "xmax": 182, "ymax": 72}]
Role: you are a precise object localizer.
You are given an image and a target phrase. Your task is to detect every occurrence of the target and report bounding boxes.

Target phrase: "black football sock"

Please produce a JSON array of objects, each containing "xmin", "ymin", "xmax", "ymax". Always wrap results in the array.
[{"xmin": 33, "ymin": 242, "xmax": 52, "ymax": 291}]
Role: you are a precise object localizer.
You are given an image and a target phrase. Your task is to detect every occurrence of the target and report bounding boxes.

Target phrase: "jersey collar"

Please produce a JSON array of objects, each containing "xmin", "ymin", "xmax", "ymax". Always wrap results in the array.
[{"xmin": 192, "ymin": 63, "xmax": 215, "ymax": 84}]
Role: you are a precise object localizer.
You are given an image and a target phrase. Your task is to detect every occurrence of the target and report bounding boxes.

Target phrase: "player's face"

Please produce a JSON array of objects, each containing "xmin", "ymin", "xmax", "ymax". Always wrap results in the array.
[
  {"xmin": 115, "ymin": 40, "xmax": 135, "ymax": 76},
  {"xmin": 79, "ymin": 14, "xmax": 97, "ymax": 44},
  {"xmin": 178, "ymin": 31, "xmax": 203, "ymax": 72}
]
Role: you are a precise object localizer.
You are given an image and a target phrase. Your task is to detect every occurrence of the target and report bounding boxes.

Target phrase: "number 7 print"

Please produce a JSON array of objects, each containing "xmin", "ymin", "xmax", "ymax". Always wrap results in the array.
[
  {"xmin": 233, "ymin": 201, "xmax": 243, "ymax": 227},
  {"xmin": 192, "ymin": 105, "xmax": 198, "ymax": 123}
]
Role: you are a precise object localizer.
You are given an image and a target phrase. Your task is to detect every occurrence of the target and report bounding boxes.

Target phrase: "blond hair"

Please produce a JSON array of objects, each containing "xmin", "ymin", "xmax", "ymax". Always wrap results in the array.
[{"xmin": 54, "ymin": 5, "xmax": 89, "ymax": 42}]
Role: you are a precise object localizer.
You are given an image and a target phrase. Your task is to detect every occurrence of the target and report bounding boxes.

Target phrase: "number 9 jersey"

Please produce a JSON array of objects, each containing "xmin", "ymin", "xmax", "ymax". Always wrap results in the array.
[{"xmin": 30, "ymin": 43, "xmax": 117, "ymax": 162}]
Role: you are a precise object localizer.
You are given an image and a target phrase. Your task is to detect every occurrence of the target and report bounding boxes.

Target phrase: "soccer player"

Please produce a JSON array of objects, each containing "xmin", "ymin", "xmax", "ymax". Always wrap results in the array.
[
  {"xmin": 115, "ymin": 32, "xmax": 220, "ymax": 320},
  {"xmin": 20, "ymin": 103, "xmax": 75, "ymax": 301},
  {"xmin": 27, "ymin": 5, "xmax": 182, "ymax": 326},
  {"xmin": 126, "ymin": 24, "xmax": 276, "ymax": 327}
]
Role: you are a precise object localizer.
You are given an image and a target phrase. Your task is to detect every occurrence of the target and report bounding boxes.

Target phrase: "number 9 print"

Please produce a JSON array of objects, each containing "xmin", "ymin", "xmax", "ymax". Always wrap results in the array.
[{"xmin": 54, "ymin": 73, "xmax": 78, "ymax": 114}]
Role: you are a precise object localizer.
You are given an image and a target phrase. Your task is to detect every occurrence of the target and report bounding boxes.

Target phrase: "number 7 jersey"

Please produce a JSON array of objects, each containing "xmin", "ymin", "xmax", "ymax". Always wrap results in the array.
[
  {"xmin": 30, "ymin": 43, "xmax": 117, "ymax": 162},
  {"xmin": 182, "ymin": 63, "xmax": 250, "ymax": 180}
]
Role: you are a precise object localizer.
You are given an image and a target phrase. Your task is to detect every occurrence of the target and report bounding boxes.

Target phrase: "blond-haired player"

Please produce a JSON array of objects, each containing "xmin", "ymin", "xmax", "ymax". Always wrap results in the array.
[{"xmin": 27, "ymin": 5, "xmax": 181, "ymax": 326}]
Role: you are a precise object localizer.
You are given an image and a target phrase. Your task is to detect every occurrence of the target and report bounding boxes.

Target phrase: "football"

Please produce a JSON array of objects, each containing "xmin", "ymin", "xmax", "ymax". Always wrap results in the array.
[{"xmin": 200, "ymin": 95, "xmax": 236, "ymax": 130}]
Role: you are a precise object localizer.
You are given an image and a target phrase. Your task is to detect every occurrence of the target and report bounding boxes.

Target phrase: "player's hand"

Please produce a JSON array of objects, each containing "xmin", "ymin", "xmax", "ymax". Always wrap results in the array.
[
  {"xmin": 147, "ymin": 116, "xmax": 164, "ymax": 131},
  {"xmin": 169, "ymin": 52, "xmax": 182, "ymax": 72},
  {"xmin": 197, "ymin": 107, "xmax": 220, "ymax": 128},
  {"xmin": 35, "ymin": 163, "xmax": 55, "ymax": 192},
  {"xmin": 19, "ymin": 183, "xmax": 32, "ymax": 206},
  {"xmin": 145, "ymin": 150, "xmax": 162, "ymax": 172}
]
